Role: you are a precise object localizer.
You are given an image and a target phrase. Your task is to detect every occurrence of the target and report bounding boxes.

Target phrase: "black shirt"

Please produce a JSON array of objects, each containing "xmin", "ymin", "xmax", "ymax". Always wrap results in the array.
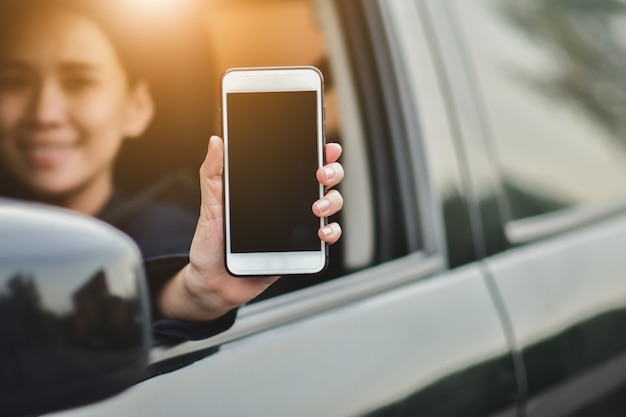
[{"xmin": 97, "ymin": 188, "xmax": 237, "ymax": 344}]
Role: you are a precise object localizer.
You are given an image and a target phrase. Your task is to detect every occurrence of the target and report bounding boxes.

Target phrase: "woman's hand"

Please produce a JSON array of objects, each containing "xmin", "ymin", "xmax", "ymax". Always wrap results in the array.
[
  {"xmin": 157, "ymin": 136, "xmax": 344, "ymax": 321},
  {"xmin": 313, "ymin": 142, "xmax": 344, "ymax": 244}
]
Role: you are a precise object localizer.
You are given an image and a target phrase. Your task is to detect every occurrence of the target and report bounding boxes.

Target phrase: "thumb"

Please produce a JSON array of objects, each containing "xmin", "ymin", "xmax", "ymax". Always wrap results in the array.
[{"xmin": 199, "ymin": 135, "xmax": 224, "ymax": 218}]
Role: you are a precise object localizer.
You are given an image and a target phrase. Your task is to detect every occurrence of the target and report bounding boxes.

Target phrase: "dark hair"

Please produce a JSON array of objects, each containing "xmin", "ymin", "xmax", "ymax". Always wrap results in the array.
[
  {"xmin": 0, "ymin": 0, "xmax": 217, "ymax": 197},
  {"xmin": 0, "ymin": 0, "xmax": 149, "ymax": 82}
]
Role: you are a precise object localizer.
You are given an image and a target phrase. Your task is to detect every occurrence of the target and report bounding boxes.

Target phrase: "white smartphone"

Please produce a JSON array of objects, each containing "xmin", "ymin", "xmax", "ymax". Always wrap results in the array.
[{"xmin": 221, "ymin": 66, "xmax": 327, "ymax": 276}]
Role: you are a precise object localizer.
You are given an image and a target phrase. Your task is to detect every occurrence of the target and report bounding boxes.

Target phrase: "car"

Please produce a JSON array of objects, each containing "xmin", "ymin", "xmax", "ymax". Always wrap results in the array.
[{"xmin": 3, "ymin": 0, "xmax": 626, "ymax": 416}]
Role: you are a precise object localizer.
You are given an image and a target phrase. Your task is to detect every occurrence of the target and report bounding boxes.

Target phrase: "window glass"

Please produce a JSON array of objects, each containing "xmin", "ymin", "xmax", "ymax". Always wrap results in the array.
[{"xmin": 449, "ymin": 0, "xmax": 626, "ymax": 221}]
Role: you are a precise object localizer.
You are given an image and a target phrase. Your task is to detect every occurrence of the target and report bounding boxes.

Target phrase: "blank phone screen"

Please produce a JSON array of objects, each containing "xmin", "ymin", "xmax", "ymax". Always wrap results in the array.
[{"xmin": 227, "ymin": 91, "xmax": 320, "ymax": 253}]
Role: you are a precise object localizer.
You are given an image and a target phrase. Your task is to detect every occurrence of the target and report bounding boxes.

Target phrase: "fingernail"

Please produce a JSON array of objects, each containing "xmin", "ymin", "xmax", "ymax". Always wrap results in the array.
[
  {"xmin": 315, "ymin": 198, "xmax": 331, "ymax": 213},
  {"xmin": 323, "ymin": 166, "xmax": 335, "ymax": 180},
  {"xmin": 322, "ymin": 225, "xmax": 333, "ymax": 237}
]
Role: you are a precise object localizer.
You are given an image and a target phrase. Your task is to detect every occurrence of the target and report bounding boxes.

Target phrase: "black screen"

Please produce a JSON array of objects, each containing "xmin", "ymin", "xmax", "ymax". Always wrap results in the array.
[{"xmin": 227, "ymin": 91, "xmax": 320, "ymax": 253}]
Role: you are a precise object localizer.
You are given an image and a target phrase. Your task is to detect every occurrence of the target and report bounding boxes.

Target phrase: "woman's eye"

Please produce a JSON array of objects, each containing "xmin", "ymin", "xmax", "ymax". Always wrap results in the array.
[
  {"xmin": 0, "ymin": 73, "xmax": 30, "ymax": 91},
  {"xmin": 63, "ymin": 76, "xmax": 96, "ymax": 91}
]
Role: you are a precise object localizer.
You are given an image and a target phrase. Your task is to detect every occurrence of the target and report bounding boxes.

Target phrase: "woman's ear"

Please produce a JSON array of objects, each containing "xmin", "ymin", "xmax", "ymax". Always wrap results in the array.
[{"xmin": 122, "ymin": 80, "xmax": 154, "ymax": 139}]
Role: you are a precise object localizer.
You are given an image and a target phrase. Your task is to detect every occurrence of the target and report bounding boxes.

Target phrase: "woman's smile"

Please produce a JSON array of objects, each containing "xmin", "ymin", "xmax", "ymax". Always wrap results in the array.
[{"xmin": 16, "ymin": 134, "xmax": 82, "ymax": 167}]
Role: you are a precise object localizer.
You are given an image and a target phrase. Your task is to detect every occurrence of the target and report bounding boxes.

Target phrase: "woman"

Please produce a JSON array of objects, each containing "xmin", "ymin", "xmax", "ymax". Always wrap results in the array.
[{"xmin": 0, "ymin": 1, "xmax": 344, "ymax": 341}]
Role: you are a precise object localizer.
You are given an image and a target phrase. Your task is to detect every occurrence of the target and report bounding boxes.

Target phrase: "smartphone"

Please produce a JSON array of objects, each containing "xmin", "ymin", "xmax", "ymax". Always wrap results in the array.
[{"xmin": 221, "ymin": 66, "xmax": 327, "ymax": 276}]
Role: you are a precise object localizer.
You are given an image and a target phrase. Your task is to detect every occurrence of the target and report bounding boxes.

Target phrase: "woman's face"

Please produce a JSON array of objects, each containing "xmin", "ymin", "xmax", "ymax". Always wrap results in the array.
[{"xmin": 0, "ymin": 8, "xmax": 152, "ymax": 205}]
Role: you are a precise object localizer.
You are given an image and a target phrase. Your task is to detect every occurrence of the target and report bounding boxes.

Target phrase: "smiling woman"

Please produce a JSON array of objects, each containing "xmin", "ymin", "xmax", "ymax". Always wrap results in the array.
[
  {"xmin": 0, "ymin": 0, "xmax": 216, "ymax": 204},
  {"xmin": 0, "ymin": 4, "xmax": 154, "ymax": 214},
  {"xmin": 0, "ymin": 0, "xmax": 345, "ymax": 344}
]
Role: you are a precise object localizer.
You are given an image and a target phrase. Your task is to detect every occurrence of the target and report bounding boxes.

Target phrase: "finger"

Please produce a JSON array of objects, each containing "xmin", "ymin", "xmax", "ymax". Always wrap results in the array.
[
  {"xmin": 325, "ymin": 143, "xmax": 342, "ymax": 164},
  {"xmin": 312, "ymin": 189, "xmax": 344, "ymax": 217},
  {"xmin": 318, "ymin": 222, "xmax": 342, "ymax": 244},
  {"xmin": 199, "ymin": 136, "xmax": 224, "ymax": 217},
  {"xmin": 316, "ymin": 161, "xmax": 344, "ymax": 189}
]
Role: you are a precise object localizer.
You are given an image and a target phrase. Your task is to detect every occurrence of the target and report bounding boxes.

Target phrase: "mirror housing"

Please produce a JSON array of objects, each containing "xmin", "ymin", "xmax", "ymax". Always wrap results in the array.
[{"xmin": 0, "ymin": 199, "xmax": 151, "ymax": 417}]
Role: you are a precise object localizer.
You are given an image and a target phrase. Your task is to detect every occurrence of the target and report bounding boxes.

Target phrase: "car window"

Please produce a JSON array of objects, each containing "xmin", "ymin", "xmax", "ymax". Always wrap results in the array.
[
  {"xmin": 447, "ymin": 0, "xmax": 626, "ymax": 231},
  {"xmin": 0, "ymin": 0, "xmax": 424, "ymax": 332},
  {"xmin": 198, "ymin": 0, "xmax": 421, "ymax": 301},
  {"xmin": 0, "ymin": 0, "xmax": 419, "ymax": 310}
]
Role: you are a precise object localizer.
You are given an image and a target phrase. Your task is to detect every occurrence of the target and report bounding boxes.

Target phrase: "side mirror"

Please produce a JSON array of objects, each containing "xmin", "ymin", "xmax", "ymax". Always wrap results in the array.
[{"xmin": 0, "ymin": 199, "xmax": 151, "ymax": 417}]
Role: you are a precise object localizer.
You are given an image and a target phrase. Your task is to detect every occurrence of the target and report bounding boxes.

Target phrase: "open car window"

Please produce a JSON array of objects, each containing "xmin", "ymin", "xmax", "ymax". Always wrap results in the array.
[{"xmin": 0, "ymin": 0, "xmax": 431, "ymax": 363}]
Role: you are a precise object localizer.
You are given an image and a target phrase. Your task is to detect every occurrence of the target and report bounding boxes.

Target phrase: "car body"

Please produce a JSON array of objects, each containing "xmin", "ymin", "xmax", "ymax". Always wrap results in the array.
[{"xmin": 3, "ymin": 0, "xmax": 626, "ymax": 416}]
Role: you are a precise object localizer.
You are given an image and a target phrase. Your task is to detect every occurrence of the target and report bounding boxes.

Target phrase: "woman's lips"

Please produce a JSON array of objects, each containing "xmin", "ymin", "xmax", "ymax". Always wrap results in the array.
[{"xmin": 17, "ymin": 141, "xmax": 77, "ymax": 167}]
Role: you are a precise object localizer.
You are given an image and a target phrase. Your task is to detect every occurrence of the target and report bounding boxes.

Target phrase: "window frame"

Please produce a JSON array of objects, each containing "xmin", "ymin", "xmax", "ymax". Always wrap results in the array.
[
  {"xmin": 335, "ymin": 0, "xmax": 422, "ymax": 261},
  {"xmin": 149, "ymin": 0, "xmax": 444, "ymax": 370},
  {"xmin": 505, "ymin": 199, "xmax": 626, "ymax": 244}
]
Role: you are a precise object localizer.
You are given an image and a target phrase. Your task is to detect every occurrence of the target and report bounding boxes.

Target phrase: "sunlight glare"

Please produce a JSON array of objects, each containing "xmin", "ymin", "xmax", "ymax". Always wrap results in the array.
[{"xmin": 125, "ymin": 0, "xmax": 188, "ymax": 19}]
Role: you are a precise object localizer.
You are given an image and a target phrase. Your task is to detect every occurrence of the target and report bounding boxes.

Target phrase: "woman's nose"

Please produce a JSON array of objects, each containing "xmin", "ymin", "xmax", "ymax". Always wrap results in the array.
[{"xmin": 28, "ymin": 79, "xmax": 67, "ymax": 126}]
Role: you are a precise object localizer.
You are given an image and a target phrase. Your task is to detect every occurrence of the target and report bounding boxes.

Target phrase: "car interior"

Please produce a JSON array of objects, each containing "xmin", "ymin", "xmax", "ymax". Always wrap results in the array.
[{"xmin": 113, "ymin": 0, "xmax": 378, "ymax": 303}]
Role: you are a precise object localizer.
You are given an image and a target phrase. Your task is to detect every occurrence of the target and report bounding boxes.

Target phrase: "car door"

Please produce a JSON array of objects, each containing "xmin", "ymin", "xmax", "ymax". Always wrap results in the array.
[
  {"xmin": 424, "ymin": 0, "xmax": 626, "ymax": 415},
  {"xmin": 46, "ymin": 0, "xmax": 519, "ymax": 416}
]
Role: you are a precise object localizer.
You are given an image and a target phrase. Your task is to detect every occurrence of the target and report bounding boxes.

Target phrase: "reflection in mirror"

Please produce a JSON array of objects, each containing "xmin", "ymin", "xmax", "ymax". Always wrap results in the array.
[
  {"xmin": 1, "ymin": 269, "xmax": 143, "ymax": 380},
  {"xmin": 0, "ymin": 200, "xmax": 149, "ymax": 417}
]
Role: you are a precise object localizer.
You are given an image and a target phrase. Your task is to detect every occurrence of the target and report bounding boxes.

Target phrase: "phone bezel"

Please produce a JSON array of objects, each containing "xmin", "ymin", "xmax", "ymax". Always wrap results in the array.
[{"xmin": 221, "ymin": 66, "xmax": 327, "ymax": 276}]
